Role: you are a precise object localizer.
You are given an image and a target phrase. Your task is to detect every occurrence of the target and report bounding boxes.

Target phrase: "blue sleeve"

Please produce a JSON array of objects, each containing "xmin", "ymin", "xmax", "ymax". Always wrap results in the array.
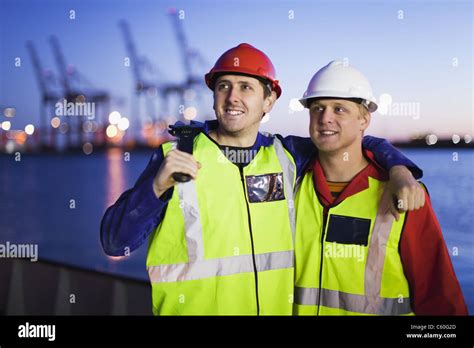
[
  {"xmin": 362, "ymin": 135, "xmax": 423, "ymax": 179},
  {"xmin": 278, "ymin": 135, "xmax": 317, "ymax": 179},
  {"xmin": 100, "ymin": 147, "xmax": 173, "ymax": 256}
]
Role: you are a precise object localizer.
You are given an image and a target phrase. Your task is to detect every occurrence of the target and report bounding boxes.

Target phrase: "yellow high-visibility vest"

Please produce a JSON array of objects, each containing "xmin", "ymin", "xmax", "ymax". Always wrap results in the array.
[
  {"xmin": 147, "ymin": 133, "xmax": 296, "ymax": 315},
  {"xmin": 294, "ymin": 170, "xmax": 414, "ymax": 315}
]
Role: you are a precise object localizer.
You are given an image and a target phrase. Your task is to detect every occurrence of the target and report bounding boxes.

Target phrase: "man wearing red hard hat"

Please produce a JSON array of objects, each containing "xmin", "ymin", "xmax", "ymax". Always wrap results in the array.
[{"xmin": 101, "ymin": 43, "xmax": 425, "ymax": 315}]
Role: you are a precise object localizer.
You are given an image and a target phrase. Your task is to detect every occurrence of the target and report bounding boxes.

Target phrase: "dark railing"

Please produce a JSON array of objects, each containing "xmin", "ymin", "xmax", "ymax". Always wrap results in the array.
[{"xmin": 0, "ymin": 258, "xmax": 151, "ymax": 315}]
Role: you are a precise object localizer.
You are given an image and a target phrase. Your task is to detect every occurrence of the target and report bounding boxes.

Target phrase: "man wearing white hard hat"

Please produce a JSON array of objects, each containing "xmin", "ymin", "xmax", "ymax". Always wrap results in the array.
[{"xmin": 293, "ymin": 60, "xmax": 467, "ymax": 315}]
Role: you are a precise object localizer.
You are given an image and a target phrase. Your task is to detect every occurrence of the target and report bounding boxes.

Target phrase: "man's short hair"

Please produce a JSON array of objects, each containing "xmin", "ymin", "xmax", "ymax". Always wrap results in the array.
[
  {"xmin": 259, "ymin": 80, "xmax": 272, "ymax": 99},
  {"xmin": 357, "ymin": 103, "xmax": 370, "ymax": 117}
]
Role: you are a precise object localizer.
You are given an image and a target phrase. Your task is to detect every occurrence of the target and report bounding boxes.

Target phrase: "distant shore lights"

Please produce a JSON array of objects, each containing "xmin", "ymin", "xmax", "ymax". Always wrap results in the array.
[
  {"xmin": 1, "ymin": 121, "xmax": 11, "ymax": 131},
  {"xmin": 25, "ymin": 124, "xmax": 35, "ymax": 135},
  {"xmin": 107, "ymin": 111, "xmax": 130, "ymax": 139}
]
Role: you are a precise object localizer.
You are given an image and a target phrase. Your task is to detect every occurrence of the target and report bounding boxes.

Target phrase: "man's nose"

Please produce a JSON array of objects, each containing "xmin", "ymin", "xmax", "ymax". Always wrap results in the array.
[
  {"xmin": 225, "ymin": 86, "xmax": 240, "ymax": 104},
  {"xmin": 319, "ymin": 108, "xmax": 334, "ymax": 124}
]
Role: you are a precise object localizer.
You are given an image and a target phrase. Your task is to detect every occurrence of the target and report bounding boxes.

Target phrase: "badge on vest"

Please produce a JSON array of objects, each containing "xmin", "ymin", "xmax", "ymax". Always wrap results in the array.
[
  {"xmin": 245, "ymin": 173, "xmax": 285, "ymax": 203},
  {"xmin": 326, "ymin": 214, "xmax": 371, "ymax": 246}
]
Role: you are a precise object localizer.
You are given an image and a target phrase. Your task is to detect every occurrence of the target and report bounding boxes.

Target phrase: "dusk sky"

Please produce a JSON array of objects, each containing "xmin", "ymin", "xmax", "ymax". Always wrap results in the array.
[{"xmin": 1, "ymin": 0, "xmax": 472, "ymax": 141}]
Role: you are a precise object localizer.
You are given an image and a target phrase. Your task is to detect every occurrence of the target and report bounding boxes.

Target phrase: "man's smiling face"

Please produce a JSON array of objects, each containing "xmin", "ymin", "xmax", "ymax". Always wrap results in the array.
[
  {"xmin": 308, "ymin": 98, "xmax": 370, "ymax": 155},
  {"xmin": 213, "ymin": 74, "xmax": 274, "ymax": 136}
]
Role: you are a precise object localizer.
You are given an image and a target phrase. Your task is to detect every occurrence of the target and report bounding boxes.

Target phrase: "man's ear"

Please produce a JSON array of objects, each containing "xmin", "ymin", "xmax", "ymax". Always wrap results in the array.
[
  {"xmin": 212, "ymin": 92, "xmax": 217, "ymax": 111},
  {"xmin": 360, "ymin": 112, "xmax": 371, "ymax": 132},
  {"xmin": 263, "ymin": 91, "xmax": 277, "ymax": 113}
]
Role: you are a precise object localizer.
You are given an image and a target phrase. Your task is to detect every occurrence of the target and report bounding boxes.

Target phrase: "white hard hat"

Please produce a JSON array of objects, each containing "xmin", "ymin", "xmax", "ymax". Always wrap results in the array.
[{"xmin": 299, "ymin": 60, "xmax": 378, "ymax": 112}]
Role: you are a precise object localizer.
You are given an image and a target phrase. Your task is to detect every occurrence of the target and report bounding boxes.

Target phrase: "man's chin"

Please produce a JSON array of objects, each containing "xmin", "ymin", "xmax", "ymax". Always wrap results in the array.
[
  {"xmin": 314, "ymin": 141, "xmax": 340, "ymax": 154},
  {"xmin": 218, "ymin": 123, "xmax": 245, "ymax": 135}
]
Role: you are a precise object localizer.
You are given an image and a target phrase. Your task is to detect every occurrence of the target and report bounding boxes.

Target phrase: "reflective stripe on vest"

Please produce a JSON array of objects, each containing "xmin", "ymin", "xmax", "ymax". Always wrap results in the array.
[
  {"xmin": 295, "ymin": 187, "xmax": 412, "ymax": 315},
  {"xmin": 177, "ymin": 180, "xmax": 205, "ymax": 262},
  {"xmin": 148, "ymin": 250, "xmax": 293, "ymax": 283},
  {"xmin": 273, "ymin": 138, "xmax": 296, "ymax": 242},
  {"xmin": 294, "ymin": 287, "xmax": 412, "ymax": 315},
  {"xmin": 148, "ymin": 136, "xmax": 296, "ymax": 284}
]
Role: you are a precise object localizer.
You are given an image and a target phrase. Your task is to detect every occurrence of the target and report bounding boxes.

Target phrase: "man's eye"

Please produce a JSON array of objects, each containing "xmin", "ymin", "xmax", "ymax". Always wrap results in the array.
[
  {"xmin": 312, "ymin": 106, "xmax": 323, "ymax": 112},
  {"xmin": 335, "ymin": 107, "xmax": 346, "ymax": 113},
  {"xmin": 242, "ymin": 84, "xmax": 252, "ymax": 91},
  {"xmin": 217, "ymin": 83, "xmax": 229, "ymax": 90}
]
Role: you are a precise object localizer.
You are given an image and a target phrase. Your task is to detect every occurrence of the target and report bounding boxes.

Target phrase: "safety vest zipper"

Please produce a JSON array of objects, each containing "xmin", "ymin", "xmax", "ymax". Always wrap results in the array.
[
  {"xmin": 239, "ymin": 167, "xmax": 260, "ymax": 315},
  {"xmin": 316, "ymin": 207, "xmax": 329, "ymax": 316}
]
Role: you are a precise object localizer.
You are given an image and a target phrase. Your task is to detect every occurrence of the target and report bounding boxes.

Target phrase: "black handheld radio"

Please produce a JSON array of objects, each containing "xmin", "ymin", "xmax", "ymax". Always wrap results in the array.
[{"xmin": 168, "ymin": 124, "xmax": 202, "ymax": 183}]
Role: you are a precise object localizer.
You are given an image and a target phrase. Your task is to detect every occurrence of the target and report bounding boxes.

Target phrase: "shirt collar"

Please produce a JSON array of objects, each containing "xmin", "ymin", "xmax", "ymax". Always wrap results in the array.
[{"xmin": 312, "ymin": 149, "xmax": 388, "ymax": 207}]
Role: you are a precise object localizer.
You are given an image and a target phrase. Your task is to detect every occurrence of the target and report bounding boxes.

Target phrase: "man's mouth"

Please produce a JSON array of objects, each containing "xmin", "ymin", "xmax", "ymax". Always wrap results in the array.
[
  {"xmin": 225, "ymin": 108, "xmax": 245, "ymax": 116},
  {"xmin": 319, "ymin": 130, "xmax": 339, "ymax": 137}
]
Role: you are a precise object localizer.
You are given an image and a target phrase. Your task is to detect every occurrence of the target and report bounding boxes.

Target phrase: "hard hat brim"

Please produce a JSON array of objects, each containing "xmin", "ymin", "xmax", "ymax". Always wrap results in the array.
[
  {"xmin": 299, "ymin": 94, "xmax": 377, "ymax": 112},
  {"xmin": 205, "ymin": 70, "xmax": 282, "ymax": 98}
]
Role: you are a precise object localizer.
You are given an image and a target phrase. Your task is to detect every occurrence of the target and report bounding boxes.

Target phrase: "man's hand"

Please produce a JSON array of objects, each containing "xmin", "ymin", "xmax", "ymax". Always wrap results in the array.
[
  {"xmin": 386, "ymin": 165, "xmax": 425, "ymax": 221},
  {"xmin": 153, "ymin": 149, "xmax": 201, "ymax": 198}
]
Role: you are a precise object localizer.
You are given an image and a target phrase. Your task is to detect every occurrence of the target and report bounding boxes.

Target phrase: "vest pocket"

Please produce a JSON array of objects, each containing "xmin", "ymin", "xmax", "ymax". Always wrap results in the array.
[
  {"xmin": 325, "ymin": 214, "xmax": 371, "ymax": 246},
  {"xmin": 245, "ymin": 173, "xmax": 285, "ymax": 203}
]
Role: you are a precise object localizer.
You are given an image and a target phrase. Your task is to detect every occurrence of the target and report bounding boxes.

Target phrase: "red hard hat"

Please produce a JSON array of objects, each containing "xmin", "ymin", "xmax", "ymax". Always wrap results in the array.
[{"xmin": 205, "ymin": 43, "xmax": 282, "ymax": 98}]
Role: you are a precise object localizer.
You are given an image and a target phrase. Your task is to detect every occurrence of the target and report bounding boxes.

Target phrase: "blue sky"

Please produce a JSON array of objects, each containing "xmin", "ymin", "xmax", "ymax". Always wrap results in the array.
[{"xmin": 0, "ymin": 0, "xmax": 472, "ymax": 141}]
